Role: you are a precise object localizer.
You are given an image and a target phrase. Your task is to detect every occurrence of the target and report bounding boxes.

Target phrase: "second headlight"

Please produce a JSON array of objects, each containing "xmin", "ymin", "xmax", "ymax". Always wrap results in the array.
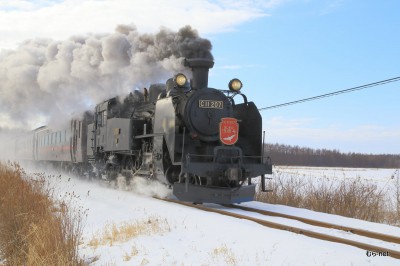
[{"xmin": 228, "ymin": 78, "xmax": 243, "ymax": 92}]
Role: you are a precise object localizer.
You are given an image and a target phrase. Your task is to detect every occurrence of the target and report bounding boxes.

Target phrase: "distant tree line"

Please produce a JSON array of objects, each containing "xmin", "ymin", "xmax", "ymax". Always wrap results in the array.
[{"xmin": 265, "ymin": 143, "xmax": 400, "ymax": 168}]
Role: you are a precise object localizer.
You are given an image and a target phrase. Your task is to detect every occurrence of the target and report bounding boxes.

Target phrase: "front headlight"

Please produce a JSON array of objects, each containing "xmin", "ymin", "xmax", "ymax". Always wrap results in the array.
[
  {"xmin": 174, "ymin": 73, "xmax": 187, "ymax": 87},
  {"xmin": 228, "ymin": 78, "xmax": 242, "ymax": 92}
]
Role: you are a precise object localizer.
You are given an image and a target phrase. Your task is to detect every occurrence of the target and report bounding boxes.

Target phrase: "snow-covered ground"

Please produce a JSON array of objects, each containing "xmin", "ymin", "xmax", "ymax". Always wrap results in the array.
[
  {"xmin": 27, "ymin": 166, "xmax": 400, "ymax": 266},
  {"xmin": 275, "ymin": 166, "xmax": 398, "ymax": 185}
]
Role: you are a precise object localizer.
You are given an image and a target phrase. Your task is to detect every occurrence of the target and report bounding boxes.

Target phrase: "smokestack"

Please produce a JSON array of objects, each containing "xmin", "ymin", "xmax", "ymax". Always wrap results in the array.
[{"xmin": 184, "ymin": 58, "xmax": 214, "ymax": 90}]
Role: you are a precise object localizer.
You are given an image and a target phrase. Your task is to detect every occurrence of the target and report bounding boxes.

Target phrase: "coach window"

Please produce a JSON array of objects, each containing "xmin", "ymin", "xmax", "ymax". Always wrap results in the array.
[{"xmin": 78, "ymin": 121, "xmax": 81, "ymax": 138}]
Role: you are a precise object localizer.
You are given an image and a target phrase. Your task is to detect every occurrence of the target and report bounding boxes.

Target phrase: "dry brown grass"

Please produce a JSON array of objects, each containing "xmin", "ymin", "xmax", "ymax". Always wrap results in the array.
[
  {"xmin": 122, "ymin": 245, "xmax": 139, "ymax": 262},
  {"xmin": 394, "ymin": 170, "xmax": 400, "ymax": 222},
  {"xmin": 0, "ymin": 162, "xmax": 85, "ymax": 265},
  {"xmin": 256, "ymin": 170, "xmax": 400, "ymax": 225},
  {"xmin": 209, "ymin": 244, "xmax": 237, "ymax": 265},
  {"xmin": 88, "ymin": 216, "xmax": 170, "ymax": 248}
]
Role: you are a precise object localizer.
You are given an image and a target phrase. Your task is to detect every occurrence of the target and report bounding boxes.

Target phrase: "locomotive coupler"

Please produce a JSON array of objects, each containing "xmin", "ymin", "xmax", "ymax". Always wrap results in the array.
[{"xmin": 225, "ymin": 167, "xmax": 242, "ymax": 182}]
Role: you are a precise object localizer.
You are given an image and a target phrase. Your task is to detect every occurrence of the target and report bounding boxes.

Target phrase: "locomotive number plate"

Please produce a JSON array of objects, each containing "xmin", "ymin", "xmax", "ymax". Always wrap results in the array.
[{"xmin": 198, "ymin": 100, "xmax": 223, "ymax": 109}]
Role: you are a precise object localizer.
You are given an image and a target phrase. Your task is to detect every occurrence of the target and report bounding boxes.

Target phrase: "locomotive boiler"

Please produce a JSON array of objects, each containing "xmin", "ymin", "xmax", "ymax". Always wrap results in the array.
[{"xmin": 15, "ymin": 58, "xmax": 272, "ymax": 204}]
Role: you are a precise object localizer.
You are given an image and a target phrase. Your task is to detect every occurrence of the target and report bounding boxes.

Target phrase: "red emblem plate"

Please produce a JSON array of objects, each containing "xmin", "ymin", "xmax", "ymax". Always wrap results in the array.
[{"xmin": 219, "ymin": 118, "xmax": 239, "ymax": 145}]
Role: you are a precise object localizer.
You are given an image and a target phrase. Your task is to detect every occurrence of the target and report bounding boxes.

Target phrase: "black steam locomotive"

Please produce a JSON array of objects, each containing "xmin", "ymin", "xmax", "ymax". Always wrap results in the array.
[{"xmin": 16, "ymin": 58, "xmax": 272, "ymax": 204}]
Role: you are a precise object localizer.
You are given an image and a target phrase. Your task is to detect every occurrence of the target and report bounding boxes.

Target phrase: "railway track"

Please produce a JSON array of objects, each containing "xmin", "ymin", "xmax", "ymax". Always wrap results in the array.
[
  {"xmin": 223, "ymin": 204, "xmax": 400, "ymax": 244},
  {"xmin": 157, "ymin": 197, "xmax": 400, "ymax": 260}
]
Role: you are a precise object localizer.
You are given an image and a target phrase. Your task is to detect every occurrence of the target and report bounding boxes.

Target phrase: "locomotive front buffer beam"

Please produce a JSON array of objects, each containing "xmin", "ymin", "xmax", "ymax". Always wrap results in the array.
[{"xmin": 172, "ymin": 146, "xmax": 272, "ymax": 204}]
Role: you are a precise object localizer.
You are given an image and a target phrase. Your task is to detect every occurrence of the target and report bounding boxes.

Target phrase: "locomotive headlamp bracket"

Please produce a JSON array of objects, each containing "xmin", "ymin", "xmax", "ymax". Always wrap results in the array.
[
  {"xmin": 174, "ymin": 73, "xmax": 187, "ymax": 87},
  {"xmin": 228, "ymin": 78, "xmax": 243, "ymax": 92}
]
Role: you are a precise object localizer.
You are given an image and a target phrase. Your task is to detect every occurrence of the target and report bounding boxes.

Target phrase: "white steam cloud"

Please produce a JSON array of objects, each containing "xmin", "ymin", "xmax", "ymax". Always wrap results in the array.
[
  {"xmin": 0, "ymin": 127, "xmax": 25, "ymax": 160},
  {"xmin": 113, "ymin": 175, "xmax": 171, "ymax": 199},
  {"xmin": 0, "ymin": 24, "xmax": 213, "ymax": 129}
]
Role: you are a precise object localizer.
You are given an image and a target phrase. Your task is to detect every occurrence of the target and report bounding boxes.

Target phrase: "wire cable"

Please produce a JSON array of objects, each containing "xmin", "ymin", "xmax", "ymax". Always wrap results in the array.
[{"xmin": 259, "ymin": 76, "xmax": 400, "ymax": 111}]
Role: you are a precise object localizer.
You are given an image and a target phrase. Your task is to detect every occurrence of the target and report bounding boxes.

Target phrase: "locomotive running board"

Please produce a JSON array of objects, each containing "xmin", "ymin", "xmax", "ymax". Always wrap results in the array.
[{"xmin": 172, "ymin": 183, "xmax": 256, "ymax": 204}]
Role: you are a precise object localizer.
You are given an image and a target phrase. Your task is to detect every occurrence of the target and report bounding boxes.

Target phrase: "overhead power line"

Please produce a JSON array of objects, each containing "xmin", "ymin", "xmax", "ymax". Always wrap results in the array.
[{"xmin": 258, "ymin": 76, "xmax": 400, "ymax": 111}]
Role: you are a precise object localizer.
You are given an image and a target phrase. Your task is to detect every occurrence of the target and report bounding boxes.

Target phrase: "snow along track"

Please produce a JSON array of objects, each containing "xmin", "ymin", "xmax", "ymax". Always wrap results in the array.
[{"xmin": 157, "ymin": 197, "xmax": 400, "ymax": 260}]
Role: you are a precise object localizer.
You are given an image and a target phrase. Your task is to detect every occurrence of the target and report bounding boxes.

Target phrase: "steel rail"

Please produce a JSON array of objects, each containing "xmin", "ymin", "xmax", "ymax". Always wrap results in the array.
[
  {"xmin": 223, "ymin": 204, "xmax": 400, "ymax": 244},
  {"xmin": 156, "ymin": 197, "xmax": 400, "ymax": 260}
]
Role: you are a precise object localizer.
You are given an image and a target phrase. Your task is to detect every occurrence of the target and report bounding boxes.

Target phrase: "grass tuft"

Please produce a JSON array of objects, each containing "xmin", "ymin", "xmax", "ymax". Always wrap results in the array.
[
  {"xmin": 88, "ymin": 217, "xmax": 170, "ymax": 248},
  {"xmin": 256, "ymin": 169, "xmax": 400, "ymax": 225},
  {"xmin": 0, "ymin": 162, "xmax": 85, "ymax": 265},
  {"xmin": 210, "ymin": 244, "xmax": 237, "ymax": 265}
]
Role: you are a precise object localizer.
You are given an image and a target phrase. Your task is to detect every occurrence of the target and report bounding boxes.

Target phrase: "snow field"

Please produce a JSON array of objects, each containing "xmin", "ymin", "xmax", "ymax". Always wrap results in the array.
[{"xmin": 32, "ymin": 167, "xmax": 400, "ymax": 266}]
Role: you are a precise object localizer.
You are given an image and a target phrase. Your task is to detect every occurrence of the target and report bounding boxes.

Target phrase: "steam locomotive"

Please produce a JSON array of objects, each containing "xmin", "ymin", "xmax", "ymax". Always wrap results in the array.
[{"xmin": 15, "ymin": 58, "xmax": 272, "ymax": 204}]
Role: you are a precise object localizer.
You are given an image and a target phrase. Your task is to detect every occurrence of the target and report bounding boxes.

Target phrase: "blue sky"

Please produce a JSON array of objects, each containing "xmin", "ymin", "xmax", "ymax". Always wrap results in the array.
[
  {"xmin": 0, "ymin": 0, "xmax": 399, "ymax": 154},
  {"xmin": 209, "ymin": 1, "xmax": 400, "ymax": 154}
]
